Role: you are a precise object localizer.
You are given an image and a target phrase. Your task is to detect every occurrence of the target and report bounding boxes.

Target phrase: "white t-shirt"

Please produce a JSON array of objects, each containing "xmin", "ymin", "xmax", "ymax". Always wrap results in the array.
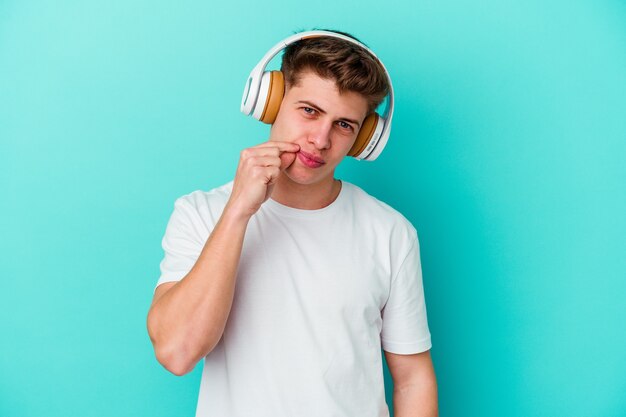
[{"xmin": 156, "ymin": 180, "xmax": 431, "ymax": 417}]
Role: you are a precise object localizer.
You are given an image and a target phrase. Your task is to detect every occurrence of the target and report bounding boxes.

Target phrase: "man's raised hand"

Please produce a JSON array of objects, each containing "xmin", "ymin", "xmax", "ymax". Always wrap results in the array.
[{"xmin": 226, "ymin": 141, "xmax": 300, "ymax": 219}]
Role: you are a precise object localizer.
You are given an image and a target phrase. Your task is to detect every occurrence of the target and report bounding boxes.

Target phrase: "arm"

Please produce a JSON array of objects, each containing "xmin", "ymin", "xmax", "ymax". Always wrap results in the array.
[
  {"xmin": 384, "ymin": 349, "xmax": 438, "ymax": 417},
  {"xmin": 146, "ymin": 141, "xmax": 300, "ymax": 376}
]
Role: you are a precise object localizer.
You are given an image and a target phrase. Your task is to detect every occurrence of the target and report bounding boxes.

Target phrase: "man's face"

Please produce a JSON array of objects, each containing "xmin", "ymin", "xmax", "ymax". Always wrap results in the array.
[{"xmin": 269, "ymin": 70, "xmax": 369, "ymax": 187}]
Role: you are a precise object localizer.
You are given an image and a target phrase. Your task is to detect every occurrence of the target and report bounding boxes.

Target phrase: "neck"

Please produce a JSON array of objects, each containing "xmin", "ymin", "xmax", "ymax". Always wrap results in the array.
[{"xmin": 270, "ymin": 176, "xmax": 342, "ymax": 210}]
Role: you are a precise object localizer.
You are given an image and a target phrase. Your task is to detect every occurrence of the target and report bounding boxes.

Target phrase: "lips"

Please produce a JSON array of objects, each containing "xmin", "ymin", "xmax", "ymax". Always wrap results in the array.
[{"xmin": 297, "ymin": 150, "xmax": 325, "ymax": 168}]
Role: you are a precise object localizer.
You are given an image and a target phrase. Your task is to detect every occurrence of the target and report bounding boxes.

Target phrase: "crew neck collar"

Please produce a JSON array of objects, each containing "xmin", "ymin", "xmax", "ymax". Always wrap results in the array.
[{"xmin": 264, "ymin": 180, "xmax": 349, "ymax": 218}]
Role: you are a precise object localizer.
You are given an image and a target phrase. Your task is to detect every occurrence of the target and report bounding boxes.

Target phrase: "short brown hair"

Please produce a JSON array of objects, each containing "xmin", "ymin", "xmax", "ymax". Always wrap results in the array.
[{"xmin": 280, "ymin": 29, "xmax": 389, "ymax": 115}]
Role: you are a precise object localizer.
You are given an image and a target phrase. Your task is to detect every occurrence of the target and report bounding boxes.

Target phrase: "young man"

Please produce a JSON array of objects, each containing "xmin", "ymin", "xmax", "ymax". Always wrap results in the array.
[{"xmin": 147, "ymin": 30, "xmax": 438, "ymax": 416}]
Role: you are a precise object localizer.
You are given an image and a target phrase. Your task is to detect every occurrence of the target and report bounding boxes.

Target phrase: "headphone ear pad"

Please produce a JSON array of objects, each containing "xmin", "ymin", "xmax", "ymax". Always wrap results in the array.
[
  {"xmin": 258, "ymin": 71, "xmax": 285, "ymax": 124},
  {"xmin": 348, "ymin": 113, "xmax": 380, "ymax": 157}
]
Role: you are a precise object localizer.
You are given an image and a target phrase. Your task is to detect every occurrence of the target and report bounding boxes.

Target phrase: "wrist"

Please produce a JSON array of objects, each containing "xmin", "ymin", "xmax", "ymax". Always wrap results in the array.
[{"xmin": 222, "ymin": 200, "xmax": 254, "ymax": 225}]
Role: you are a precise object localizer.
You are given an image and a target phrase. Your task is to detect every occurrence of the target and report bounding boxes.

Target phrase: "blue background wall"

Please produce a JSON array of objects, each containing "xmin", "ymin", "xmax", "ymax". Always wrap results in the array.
[{"xmin": 1, "ymin": 1, "xmax": 625, "ymax": 416}]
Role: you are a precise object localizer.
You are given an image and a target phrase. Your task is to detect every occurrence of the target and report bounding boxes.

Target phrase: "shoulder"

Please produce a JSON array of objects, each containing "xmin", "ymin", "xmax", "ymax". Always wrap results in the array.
[
  {"xmin": 342, "ymin": 181, "xmax": 418, "ymax": 241},
  {"xmin": 169, "ymin": 181, "xmax": 233, "ymax": 226},
  {"xmin": 174, "ymin": 181, "xmax": 232, "ymax": 209}
]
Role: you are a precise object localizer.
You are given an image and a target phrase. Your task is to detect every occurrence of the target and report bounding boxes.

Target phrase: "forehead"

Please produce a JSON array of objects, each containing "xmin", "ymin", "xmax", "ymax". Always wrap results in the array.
[{"xmin": 284, "ymin": 71, "xmax": 368, "ymax": 120}]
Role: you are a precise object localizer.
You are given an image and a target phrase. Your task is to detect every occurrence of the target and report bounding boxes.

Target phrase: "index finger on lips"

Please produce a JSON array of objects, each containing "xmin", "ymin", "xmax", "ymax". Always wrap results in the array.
[{"xmin": 259, "ymin": 141, "xmax": 300, "ymax": 154}]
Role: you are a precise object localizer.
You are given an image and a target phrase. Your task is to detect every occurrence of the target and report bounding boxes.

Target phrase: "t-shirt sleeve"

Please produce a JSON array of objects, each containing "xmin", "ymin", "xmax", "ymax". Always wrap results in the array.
[
  {"xmin": 155, "ymin": 197, "xmax": 207, "ymax": 293},
  {"xmin": 380, "ymin": 235, "xmax": 432, "ymax": 354}
]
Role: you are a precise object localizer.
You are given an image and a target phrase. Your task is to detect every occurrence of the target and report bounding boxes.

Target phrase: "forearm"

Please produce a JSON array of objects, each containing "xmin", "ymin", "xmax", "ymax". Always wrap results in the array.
[
  {"xmin": 147, "ymin": 206, "xmax": 250, "ymax": 374},
  {"xmin": 392, "ymin": 377, "xmax": 438, "ymax": 417}
]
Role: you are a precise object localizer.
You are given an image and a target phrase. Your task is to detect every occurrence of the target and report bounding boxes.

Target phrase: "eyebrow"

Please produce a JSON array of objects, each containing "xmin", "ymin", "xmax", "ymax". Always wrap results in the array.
[{"xmin": 294, "ymin": 100, "xmax": 361, "ymax": 128}]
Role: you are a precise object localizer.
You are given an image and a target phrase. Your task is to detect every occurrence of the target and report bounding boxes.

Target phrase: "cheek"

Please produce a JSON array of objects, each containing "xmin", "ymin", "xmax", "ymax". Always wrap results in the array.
[
  {"xmin": 270, "ymin": 111, "xmax": 306, "ymax": 141},
  {"xmin": 270, "ymin": 126, "xmax": 299, "ymax": 144},
  {"xmin": 268, "ymin": 107, "xmax": 285, "ymax": 139},
  {"xmin": 333, "ymin": 134, "xmax": 358, "ymax": 154},
  {"xmin": 269, "ymin": 118, "xmax": 288, "ymax": 142}
]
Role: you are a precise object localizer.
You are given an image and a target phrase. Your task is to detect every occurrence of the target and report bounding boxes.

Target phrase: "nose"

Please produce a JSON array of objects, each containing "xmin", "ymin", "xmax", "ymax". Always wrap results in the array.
[{"xmin": 307, "ymin": 121, "xmax": 333, "ymax": 150}]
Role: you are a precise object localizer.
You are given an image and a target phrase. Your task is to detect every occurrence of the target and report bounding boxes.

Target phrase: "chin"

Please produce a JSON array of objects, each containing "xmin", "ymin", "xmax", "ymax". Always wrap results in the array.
[{"xmin": 283, "ymin": 165, "xmax": 332, "ymax": 186}]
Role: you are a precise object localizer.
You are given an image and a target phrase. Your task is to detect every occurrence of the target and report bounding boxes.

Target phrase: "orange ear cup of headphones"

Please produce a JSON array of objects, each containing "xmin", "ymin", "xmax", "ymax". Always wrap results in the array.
[
  {"xmin": 259, "ymin": 71, "xmax": 285, "ymax": 124},
  {"xmin": 259, "ymin": 70, "xmax": 379, "ymax": 158},
  {"xmin": 348, "ymin": 113, "xmax": 379, "ymax": 157}
]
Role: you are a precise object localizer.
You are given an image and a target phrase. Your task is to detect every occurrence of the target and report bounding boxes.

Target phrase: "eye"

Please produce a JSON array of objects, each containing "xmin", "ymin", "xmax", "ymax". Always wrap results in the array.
[
  {"xmin": 338, "ymin": 121, "xmax": 353, "ymax": 131},
  {"xmin": 302, "ymin": 107, "xmax": 316, "ymax": 115}
]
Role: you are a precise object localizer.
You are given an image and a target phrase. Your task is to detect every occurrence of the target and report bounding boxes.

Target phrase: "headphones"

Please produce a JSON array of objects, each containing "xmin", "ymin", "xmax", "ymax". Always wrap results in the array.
[{"xmin": 240, "ymin": 30, "xmax": 395, "ymax": 161}]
